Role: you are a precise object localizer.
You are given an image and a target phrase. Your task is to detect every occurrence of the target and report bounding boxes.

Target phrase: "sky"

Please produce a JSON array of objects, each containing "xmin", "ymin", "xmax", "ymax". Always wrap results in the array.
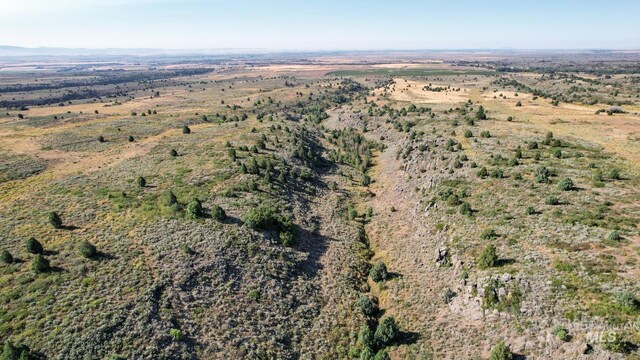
[{"xmin": 0, "ymin": 0, "xmax": 638, "ymax": 50}]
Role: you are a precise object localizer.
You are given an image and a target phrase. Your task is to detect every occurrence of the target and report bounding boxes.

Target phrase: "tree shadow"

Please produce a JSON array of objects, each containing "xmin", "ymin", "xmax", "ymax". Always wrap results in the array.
[
  {"xmin": 386, "ymin": 271, "xmax": 403, "ymax": 281},
  {"xmin": 93, "ymin": 251, "xmax": 116, "ymax": 261},
  {"xmin": 394, "ymin": 330, "xmax": 421, "ymax": 346},
  {"xmin": 43, "ymin": 250, "xmax": 59, "ymax": 256},
  {"xmin": 496, "ymin": 258, "xmax": 516, "ymax": 267},
  {"xmin": 221, "ymin": 214, "xmax": 243, "ymax": 226},
  {"xmin": 62, "ymin": 225, "xmax": 79, "ymax": 231},
  {"xmin": 48, "ymin": 266, "xmax": 65, "ymax": 273}
]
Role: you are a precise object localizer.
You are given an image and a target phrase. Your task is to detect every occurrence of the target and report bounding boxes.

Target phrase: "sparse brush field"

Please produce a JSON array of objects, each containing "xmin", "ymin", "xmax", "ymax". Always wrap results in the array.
[{"xmin": 0, "ymin": 54, "xmax": 639, "ymax": 359}]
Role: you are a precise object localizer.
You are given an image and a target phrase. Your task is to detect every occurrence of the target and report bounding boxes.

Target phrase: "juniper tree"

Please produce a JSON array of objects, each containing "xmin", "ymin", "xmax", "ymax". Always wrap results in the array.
[
  {"xmin": 26, "ymin": 237, "xmax": 43, "ymax": 254},
  {"xmin": 137, "ymin": 176, "xmax": 146, "ymax": 187},
  {"xmin": 358, "ymin": 325, "xmax": 375, "ymax": 349},
  {"xmin": 165, "ymin": 190, "xmax": 178, "ymax": 206},
  {"xmin": 170, "ymin": 149, "xmax": 178, "ymax": 157},
  {"xmin": 186, "ymin": 198, "xmax": 203, "ymax": 219},
  {"xmin": 374, "ymin": 316, "xmax": 399, "ymax": 347},
  {"xmin": 558, "ymin": 178, "xmax": 574, "ymax": 191},
  {"xmin": 210, "ymin": 205, "xmax": 226, "ymax": 221},
  {"xmin": 78, "ymin": 241, "xmax": 97, "ymax": 258},
  {"xmin": 374, "ymin": 350, "xmax": 390, "ymax": 360},
  {"xmin": 477, "ymin": 244, "xmax": 498, "ymax": 269},
  {"xmin": 31, "ymin": 254, "xmax": 50, "ymax": 274},
  {"xmin": 1, "ymin": 250, "xmax": 13, "ymax": 264},
  {"xmin": 369, "ymin": 262, "xmax": 388, "ymax": 282},
  {"xmin": 357, "ymin": 296, "xmax": 376, "ymax": 316},
  {"xmin": 182, "ymin": 125, "xmax": 191, "ymax": 134},
  {"xmin": 49, "ymin": 212, "xmax": 63, "ymax": 229}
]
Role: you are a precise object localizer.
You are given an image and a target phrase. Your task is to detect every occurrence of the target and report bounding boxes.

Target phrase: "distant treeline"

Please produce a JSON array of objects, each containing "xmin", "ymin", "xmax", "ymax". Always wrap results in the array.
[{"xmin": 0, "ymin": 68, "xmax": 213, "ymax": 107}]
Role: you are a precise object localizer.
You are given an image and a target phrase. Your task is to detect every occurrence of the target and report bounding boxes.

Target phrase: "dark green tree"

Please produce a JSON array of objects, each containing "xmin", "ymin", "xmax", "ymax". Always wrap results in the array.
[
  {"xmin": 186, "ymin": 198, "xmax": 203, "ymax": 219},
  {"xmin": 165, "ymin": 190, "xmax": 178, "ymax": 206},
  {"xmin": 369, "ymin": 262, "xmax": 388, "ymax": 282},
  {"xmin": 78, "ymin": 241, "xmax": 97, "ymax": 259},
  {"xmin": 374, "ymin": 316, "xmax": 399, "ymax": 346},
  {"xmin": 31, "ymin": 254, "xmax": 50, "ymax": 274},
  {"xmin": 26, "ymin": 237, "xmax": 43, "ymax": 254},
  {"xmin": 211, "ymin": 205, "xmax": 226, "ymax": 221},
  {"xmin": 49, "ymin": 212, "xmax": 63, "ymax": 229},
  {"xmin": 358, "ymin": 324, "xmax": 375, "ymax": 349},
  {"xmin": 1, "ymin": 250, "xmax": 13, "ymax": 264},
  {"xmin": 477, "ymin": 244, "xmax": 498, "ymax": 269}
]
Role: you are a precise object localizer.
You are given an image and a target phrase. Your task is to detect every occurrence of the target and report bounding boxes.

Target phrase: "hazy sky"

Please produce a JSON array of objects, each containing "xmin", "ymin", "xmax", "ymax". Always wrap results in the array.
[{"xmin": 1, "ymin": 0, "xmax": 638, "ymax": 50}]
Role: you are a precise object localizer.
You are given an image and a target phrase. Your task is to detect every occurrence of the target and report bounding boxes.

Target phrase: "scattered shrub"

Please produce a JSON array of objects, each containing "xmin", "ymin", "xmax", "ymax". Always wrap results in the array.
[
  {"xmin": 182, "ymin": 125, "xmax": 191, "ymax": 134},
  {"xmin": 535, "ymin": 166, "xmax": 550, "ymax": 183},
  {"xmin": 609, "ymin": 169, "xmax": 621, "ymax": 180},
  {"xmin": 170, "ymin": 149, "xmax": 178, "ymax": 157},
  {"xmin": 480, "ymin": 228, "xmax": 498, "ymax": 240},
  {"xmin": 170, "ymin": 328, "xmax": 182, "ymax": 341},
  {"xmin": 128, "ymin": 135, "xmax": 135, "ymax": 142},
  {"xmin": 607, "ymin": 230, "xmax": 622, "ymax": 241},
  {"xmin": 442, "ymin": 288, "xmax": 456, "ymax": 304},
  {"xmin": 459, "ymin": 202, "xmax": 473, "ymax": 216},
  {"xmin": 558, "ymin": 178, "xmax": 574, "ymax": 191},
  {"xmin": 615, "ymin": 290, "xmax": 637, "ymax": 308},
  {"xmin": 244, "ymin": 205, "xmax": 280, "ymax": 230},
  {"xmin": 525, "ymin": 206, "xmax": 536, "ymax": 215},
  {"xmin": 600, "ymin": 331, "xmax": 632, "ymax": 353},
  {"xmin": 98, "ymin": 135, "xmax": 105, "ymax": 143},
  {"xmin": 476, "ymin": 167, "xmax": 489, "ymax": 178},
  {"xmin": 545, "ymin": 196, "xmax": 560, "ymax": 205},
  {"xmin": 490, "ymin": 168, "xmax": 504, "ymax": 178},
  {"xmin": 552, "ymin": 325, "xmax": 569, "ymax": 341},
  {"xmin": 489, "ymin": 340, "xmax": 513, "ymax": 360}
]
